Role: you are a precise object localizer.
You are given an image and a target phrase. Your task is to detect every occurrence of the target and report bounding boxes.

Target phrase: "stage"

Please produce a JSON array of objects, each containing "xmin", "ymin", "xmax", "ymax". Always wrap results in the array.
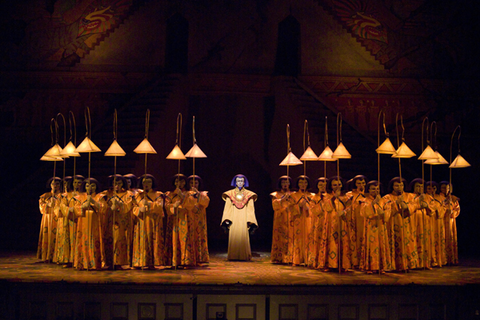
[{"xmin": 1, "ymin": 251, "xmax": 480, "ymax": 320}]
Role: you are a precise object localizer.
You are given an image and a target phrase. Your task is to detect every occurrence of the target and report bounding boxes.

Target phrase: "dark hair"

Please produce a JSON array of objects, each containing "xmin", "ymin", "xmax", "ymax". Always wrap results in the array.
[
  {"xmin": 80, "ymin": 178, "xmax": 101, "ymax": 193},
  {"xmin": 277, "ymin": 175, "xmax": 293, "ymax": 190},
  {"xmin": 108, "ymin": 174, "xmax": 127, "ymax": 191},
  {"xmin": 295, "ymin": 175, "xmax": 310, "ymax": 190},
  {"xmin": 46, "ymin": 177, "xmax": 62, "ymax": 189},
  {"xmin": 347, "ymin": 175, "xmax": 367, "ymax": 191},
  {"xmin": 426, "ymin": 181, "xmax": 439, "ymax": 193},
  {"xmin": 172, "ymin": 173, "xmax": 187, "ymax": 187},
  {"xmin": 408, "ymin": 178, "xmax": 425, "ymax": 192},
  {"xmin": 187, "ymin": 175, "xmax": 203, "ymax": 190},
  {"xmin": 138, "ymin": 174, "xmax": 157, "ymax": 189},
  {"xmin": 315, "ymin": 177, "xmax": 328, "ymax": 192},
  {"xmin": 327, "ymin": 176, "xmax": 344, "ymax": 192},
  {"xmin": 388, "ymin": 177, "xmax": 407, "ymax": 193},
  {"xmin": 123, "ymin": 173, "xmax": 138, "ymax": 189}
]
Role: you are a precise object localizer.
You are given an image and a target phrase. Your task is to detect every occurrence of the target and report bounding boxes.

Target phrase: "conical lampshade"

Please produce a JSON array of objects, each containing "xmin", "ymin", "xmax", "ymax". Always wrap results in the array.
[
  {"xmin": 105, "ymin": 140, "xmax": 126, "ymax": 157},
  {"xmin": 376, "ymin": 138, "xmax": 396, "ymax": 154},
  {"xmin": 280, "ymin": 152, "xmax": 302, "ymax": 166},
  {"xmin": 318, "ymin": 146, "xmax": 336, "ymax": 161},
  {"xmin": 300, "ymin": 147, "xmax": 318, "ymax": 161},
  {"xmin": 133, "ymin": 138, "xmax": 157, "ymax": 154},
  {"xmin": 76, "ymin": 137, "xmax": 101, "ymax": 153},
  {"xmin": 392, "ymin": 142, "xmax": 416, "ymax": 158},
  {"xmin": 166, "ymin": 144, "xmax": 187, "ymax": 160},
  {"xmin": 40, "ymin": 154, "xmax": 63, "ymax": 161},
  {"xmin": 424, "ymin": 151, "xmax": 448, "ymax": 165},
  {"xmin": 61, "ymin": 141, "xmax": 80, "ymax": 157},
  {"xmin": 449, "ymin": 154, "xmax": 471, "ymax": 168},
  {"xmin": 332, "ymin": 142, "xmax": 352, "ymax": 159},
  {"xmin": 45, "ymin": 144, "xmax": 68, "ymax": 158},
  {"xmin": 418, "ymin": 145, "xmax": 438, "ymax": 160},
  {"xmin": 185, "ymin": 144, "xmax": 207, "ymax": 158}
]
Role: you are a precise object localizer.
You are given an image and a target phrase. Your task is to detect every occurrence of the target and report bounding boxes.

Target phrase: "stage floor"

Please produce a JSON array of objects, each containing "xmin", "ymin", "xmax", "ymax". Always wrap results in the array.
[{"xmin": 2, "ymin": 250, "xmax": 480, "ymax": 286}]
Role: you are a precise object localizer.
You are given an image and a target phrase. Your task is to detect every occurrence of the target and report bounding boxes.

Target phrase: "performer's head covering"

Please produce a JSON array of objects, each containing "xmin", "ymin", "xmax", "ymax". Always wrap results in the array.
[
  {"xmin": 80, "ymin": 178, "xmax": 101, "ymax": 193},
  {"xmin": 231, "ymin": 174, "xmax": 249, "ymax": 187},
  {"xmin": 327, "ymin": 176, "xmax": 344, "ymax": 192},
  {"xmin": 295, "ymin": 175, "xmax": 310, "ymax": 190},
  {"xmin": 347, "ymin": 175, "xmax": 367, "ymax": 191},
  {"xmin": 277, "ymin": 175, "xmax": 293, "ymax": 190},
  {"xmin": 108, "ymin": 174, "xmax": 128, "ymax": 190},
  {"xmin": 408, "ymin": 178, "xmax": 424, "ymax": 192},
  {"xmin": 171, "ymin": 173, "xmax": 187, "ymax": 186},
  {"xmin": 46, "ymin": 176, "xmax": 62, "ymax": 189},
  {"xmin": 187, "ymin": 175, "xmax": 203, "ymax": 190},
  {"xmin": 123, "ymin": 173, "xmax": 138, "ymax": 189},
  {"xmin": 388, "ymin": 177, "xmax": 407, "ymax": 193},
  {"xmin": 138, "ymin": 174, "xmax": 157, "ymax": 189}
]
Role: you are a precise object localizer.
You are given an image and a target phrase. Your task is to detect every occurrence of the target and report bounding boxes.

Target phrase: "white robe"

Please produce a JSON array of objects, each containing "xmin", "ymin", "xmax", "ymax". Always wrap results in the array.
[{"xmin": 221, "ymin": 188, "xmax": 258, "ymax": 261}]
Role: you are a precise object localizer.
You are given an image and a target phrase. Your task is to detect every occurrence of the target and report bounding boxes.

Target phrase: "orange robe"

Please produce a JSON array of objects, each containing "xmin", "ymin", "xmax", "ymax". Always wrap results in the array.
[
  {"xmin": 308, "ymin": 192, "xmax": 327, "ymax": 269},
  {"xmin": 74, "ymin": 193, "xmax": 104, "ymax": 270},
  {"xmin": 188, "ymin": 191, "xmax": 210, "ymax": 264},
  {"xmin": 132, "ymin": 191, "xmax": 165, "ymax": 267},
  {"xmin": 317, "ymin": 193, "xmax": 352, "ymax": 270},
  {"xmin": 425, "ymin": 193, "xmax": 446, "ymax": 267},
  {"xmin": 54, "ymin": 192, "xmax": 77, "ymax": 264},
  {"xmin": 383, "ymin": 193, "xmax": 418, "ymax": 270},
  {"xmin": 441, "ymin": 193, "xmax": 460, "ymax": 265},
  {"xmin": 270, "ymin": 191, "xmax": 293, "ymax": 264},
  {"xmin": 359, "ymin": 196, "xmax": 392, "ymax": 272},
  {"xmin": 102, "ymin": 190, "xmax": 134, "ymax": 267},
  {"xmin": 221, "ymin": 188, "xmax": 258, "ymax": 261},
  {"xmin": 37, "ymin": 191, "xmax": 60, "ymax": 262},
  {"xmin": 345, "ymin": 190, "xmax": 365, "ymax": 268},
  {"xmin": 288, "ymin": 191, "xmax": 314, "ymax": 266},
  {"xmin": 411, "ymin": 193, "xmax": 435, "ymax": 269},
  {"xmin": 165, "ymin": 189, "xmax": 199, "ymax": 267}
]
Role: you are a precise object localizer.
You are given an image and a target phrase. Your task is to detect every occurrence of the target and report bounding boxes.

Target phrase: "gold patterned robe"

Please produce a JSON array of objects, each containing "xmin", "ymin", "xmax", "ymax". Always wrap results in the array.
[{"xmin": 132, "ymin": 191, "xmax": 164, "ymax": 267}]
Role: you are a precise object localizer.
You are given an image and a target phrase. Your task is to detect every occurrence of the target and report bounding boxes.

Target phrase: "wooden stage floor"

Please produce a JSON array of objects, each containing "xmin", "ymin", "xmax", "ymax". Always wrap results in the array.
[{"xmin": 1, "ymin": 250, "xmax": 480, "ymax": 286}]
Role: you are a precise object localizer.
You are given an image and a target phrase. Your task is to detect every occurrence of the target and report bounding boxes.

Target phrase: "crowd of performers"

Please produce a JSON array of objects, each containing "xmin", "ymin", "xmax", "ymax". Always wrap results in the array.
[
  {"xmin": 270, "ymin": 175, "xmax": 460, "ymax": 274},
  {"xmin": 37, "ymin": 171, "xmax": 460, "ymax": 274},
  {"xmin": 37, "ymin": 173, "xmax": 210, "ymax": 270}
]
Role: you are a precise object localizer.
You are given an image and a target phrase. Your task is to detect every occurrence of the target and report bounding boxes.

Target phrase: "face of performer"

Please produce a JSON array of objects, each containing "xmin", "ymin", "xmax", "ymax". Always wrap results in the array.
[
  {"xmin": 73, "ymin": 178, "xmax": 83, "ymax": 191},
  {"xmin": 331, "ymin": 179, "xmax": 342, "ymax": 192},
  {"xmin": 175, "ymin": 178, "xmax": 186, "ymax": 190},
  {"xmin": 85, "ymin": 182, "xmax": 97, "ymax": 195},
  {"xmin": 413, "ymin": 182, "xmax": 424, "ymax": 195},
  {"xmin": 236, "ymin": 177, "xmax": 245, "ymax": 189},
  {"xmin": 113, "ymin": 179, "xmax": 123, "ymax": 192},
  {"xmin": 298, "ymin": 179, "xmax": 308, "ymax": 192},
  {"xmin": 440, "ymin": 184, "xmax": 450, "ymax": 195},
  {"xmin": 368, "ymin": 184, "xmax": 379, "ymax": 198},
  {"xmin": 126, "ymin": 179, "xmax": 132, "ymax": 188},
  {"xmin": 426, "ymin": 185, "xmax": 436, "ymax": 195},
  {"xmin": 143, "ymin": 178, "xmax": 153, "ymax": 192},
  {"xmin": 51, "ymin": 180, "xmax": 61, "ymax": 193},
  {"xmin": 281, "ymin": 179, "xmax": 290, "ymax": 192},
  {"xmin": 190, "ymin": 179, "xmax": 199, "ymax": 190},
  {"xmin": 393, "ymin": 182, "xmax": 404, "ymax": 195},
  {"xmin": 317, "ymin": 180, "xmax": 327, "ymax": 193},
  {"xmin": 355, "ymin": 179, "xmax": 366, "ymax": 192}
]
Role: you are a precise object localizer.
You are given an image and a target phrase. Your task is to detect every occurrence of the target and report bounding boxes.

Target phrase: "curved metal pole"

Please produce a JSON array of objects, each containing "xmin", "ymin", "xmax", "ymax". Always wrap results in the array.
[
  {"xmin": 449, "ymin": 125, "xmax": 462, "ymax": 191},
  {"xmin": 68, "ymin": 111, "xmax": 77, "ymax": 178}
]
